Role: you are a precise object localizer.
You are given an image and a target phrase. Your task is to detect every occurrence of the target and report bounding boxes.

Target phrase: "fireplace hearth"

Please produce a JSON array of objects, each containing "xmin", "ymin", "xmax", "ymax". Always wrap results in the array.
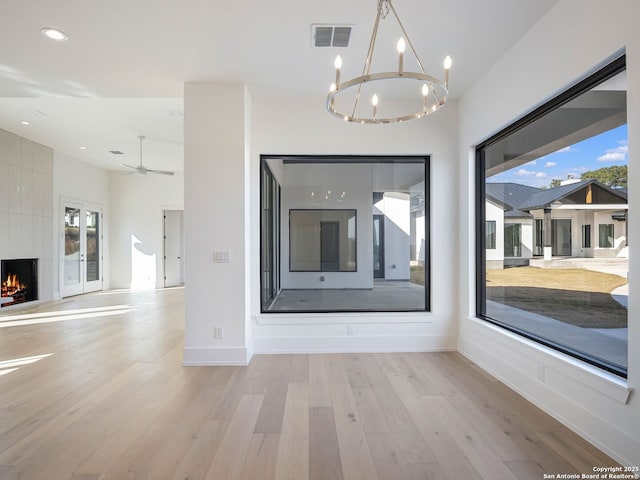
[{"xmin": 1, "ymin": 259, "xmax": 38, "ymax": 308}]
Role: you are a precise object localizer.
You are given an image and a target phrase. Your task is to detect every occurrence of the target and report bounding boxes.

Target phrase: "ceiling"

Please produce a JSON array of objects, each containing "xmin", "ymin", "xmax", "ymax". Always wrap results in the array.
[{"xmin": 0, "ymin": 0, "xmax": 558, "ymax": 173}]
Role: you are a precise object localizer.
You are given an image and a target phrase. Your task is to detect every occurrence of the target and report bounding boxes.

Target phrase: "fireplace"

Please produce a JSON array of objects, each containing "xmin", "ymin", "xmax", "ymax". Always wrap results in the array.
[{"xmin": 1, "ymin": 259, "xmax": 38, "ymax": 308}]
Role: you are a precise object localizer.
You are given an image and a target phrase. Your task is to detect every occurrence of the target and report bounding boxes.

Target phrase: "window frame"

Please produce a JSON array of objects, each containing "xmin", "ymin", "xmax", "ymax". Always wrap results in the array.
[
  {"xmin": 582, "ymin": 224, "xmax": 592, "ymax": 249},
  {"xmin": 485, "ymin": 220, "xmax": 497, "ymax": 250},
  {"xmin": 475, "ymin": 54, "xmax": 627, "ymax": 378},
  {"xmin": 599, "ymin": 224, "xmax": 615, "ymax": 248},
  {"xmin": 260, "ymin": 154, "xmax": 431, "ymax": 314}
]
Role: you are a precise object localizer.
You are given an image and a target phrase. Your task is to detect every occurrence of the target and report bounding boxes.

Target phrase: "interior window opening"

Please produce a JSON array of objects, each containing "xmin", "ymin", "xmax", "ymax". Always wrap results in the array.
[{"xmin": 261, "ymin": 156, "xmax": 430, "ymax": 313}]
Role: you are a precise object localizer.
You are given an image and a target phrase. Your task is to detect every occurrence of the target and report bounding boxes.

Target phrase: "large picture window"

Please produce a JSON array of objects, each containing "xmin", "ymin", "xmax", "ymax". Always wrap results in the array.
[
  {"xmin": 261, "ymin": 155, "xmax": 429, "ymax": 313},
  {"xmin": 476, "ymin": 55, "xmax": 628, "ymax": 377}
]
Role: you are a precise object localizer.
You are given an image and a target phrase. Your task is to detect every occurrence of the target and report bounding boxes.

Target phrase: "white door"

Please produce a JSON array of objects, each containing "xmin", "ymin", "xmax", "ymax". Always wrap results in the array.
[
  {"xmin": 61, "ymin": 201, "xmax": 103, "ymax": 297},
  {"xmin": 163, "ymin": 210, "xmax": 184, "ymax": 287}
]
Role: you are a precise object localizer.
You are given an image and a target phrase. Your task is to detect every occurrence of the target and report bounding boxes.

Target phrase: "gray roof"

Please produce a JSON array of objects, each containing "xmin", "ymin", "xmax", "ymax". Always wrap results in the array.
[{"xmin": 486, "ymin": 180, "xmax": 627, "ymax": 215}]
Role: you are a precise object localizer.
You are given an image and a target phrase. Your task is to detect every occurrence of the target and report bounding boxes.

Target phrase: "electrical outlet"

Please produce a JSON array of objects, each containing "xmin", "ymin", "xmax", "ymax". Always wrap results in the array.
[{"xmin": 215, "ymin": 326, "xmax": 224, "ymax": 338}]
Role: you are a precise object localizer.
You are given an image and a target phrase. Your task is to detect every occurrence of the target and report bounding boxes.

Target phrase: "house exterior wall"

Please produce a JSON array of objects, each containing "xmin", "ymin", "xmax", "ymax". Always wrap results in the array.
[{"xmin": 459, "ymin": 0, "xmax": 639, "ymax": 465}]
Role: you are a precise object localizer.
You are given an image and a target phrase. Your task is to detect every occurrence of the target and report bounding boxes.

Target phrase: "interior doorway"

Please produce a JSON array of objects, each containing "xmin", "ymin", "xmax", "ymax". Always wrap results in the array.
[{"xmin": 163, "ymin": 210, "xmax": 184, "ymax": 287}]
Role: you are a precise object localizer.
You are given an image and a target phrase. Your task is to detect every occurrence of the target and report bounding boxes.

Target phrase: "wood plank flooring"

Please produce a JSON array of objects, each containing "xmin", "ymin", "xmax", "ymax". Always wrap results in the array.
[{"xmin": 0, "ymin": 288, "xmax": 620, "ymax": 480}]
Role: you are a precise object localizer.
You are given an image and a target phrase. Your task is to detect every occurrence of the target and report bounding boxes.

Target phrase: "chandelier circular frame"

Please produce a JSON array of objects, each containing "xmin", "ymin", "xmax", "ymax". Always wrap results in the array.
[{"xmin": 326, "ymin": 71, "xmax": 448, "ymax": 124}]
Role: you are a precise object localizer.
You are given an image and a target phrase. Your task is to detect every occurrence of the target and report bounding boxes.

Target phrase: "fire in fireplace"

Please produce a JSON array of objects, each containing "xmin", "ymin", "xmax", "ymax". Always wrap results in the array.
[{"xmin": 1, "ymin": 259, "xmax": 38, "ymax": 308}]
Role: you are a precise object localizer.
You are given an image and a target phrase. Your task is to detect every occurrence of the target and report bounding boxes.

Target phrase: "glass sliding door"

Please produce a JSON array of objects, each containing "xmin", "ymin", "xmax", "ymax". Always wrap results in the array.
[
  {"xmin": 552, "ymin": 219, "xmax": 572, "ymax": 256},
  {"xmin": 61, "ymin": 201, "xmax": 103, "ymax": 297}
]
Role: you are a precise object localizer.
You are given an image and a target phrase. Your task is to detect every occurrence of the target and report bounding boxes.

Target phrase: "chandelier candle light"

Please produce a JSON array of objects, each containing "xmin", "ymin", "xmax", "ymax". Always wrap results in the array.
[{"xmin": 326, "ymin": 0, "xmax": 451, "ymax": 124}]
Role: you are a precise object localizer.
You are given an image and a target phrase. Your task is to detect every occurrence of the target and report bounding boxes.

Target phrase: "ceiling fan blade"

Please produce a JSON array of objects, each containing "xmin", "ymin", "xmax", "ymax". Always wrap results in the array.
[
  {"xmin": 120, "ymin": 163, "xmax": 138, "ymax": 169},
  {"xmin": 146, "ymin": 169, "xmax": 175, "ymax": 176}
]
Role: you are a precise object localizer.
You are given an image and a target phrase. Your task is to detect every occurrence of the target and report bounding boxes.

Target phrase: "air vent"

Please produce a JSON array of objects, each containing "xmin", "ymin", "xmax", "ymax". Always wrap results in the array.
[
  {"xmin": 109, "ymin": 150, "xmax": 124, "ymax": 155},
  {"xmin": 312, "ymin": 24, "xmax": 353, "ymax": 48}
]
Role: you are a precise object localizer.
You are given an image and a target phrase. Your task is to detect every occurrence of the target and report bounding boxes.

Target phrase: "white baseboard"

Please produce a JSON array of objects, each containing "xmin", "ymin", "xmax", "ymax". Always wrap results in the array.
[
  {"xmin": 253, "ymin": 334, "xmax": 456, "ymax": 354},
  {"xmin": 182, "ymin": 346, "xmax": 252, "ymax": 366}
]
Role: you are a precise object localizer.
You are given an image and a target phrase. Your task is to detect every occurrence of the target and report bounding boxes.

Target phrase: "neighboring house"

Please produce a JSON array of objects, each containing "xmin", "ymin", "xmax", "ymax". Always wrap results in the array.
[{"xmin": 485, "ymin": 180, "xmax": 628, "ymax": 268}]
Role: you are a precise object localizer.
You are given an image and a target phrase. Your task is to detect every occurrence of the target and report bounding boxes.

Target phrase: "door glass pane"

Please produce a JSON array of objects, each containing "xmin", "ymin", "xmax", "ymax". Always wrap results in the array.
[
  {"xmin": 504, "ymin": 224, "xmax": 521, "ymax": 257},
  {"xmin": 534, "ymin": 219, "xmax": 543, "ymax": 255},
  {"xmin": 64, "ymin": 207, "xmax": 81, "ymax": 286},
  {"xmin": 552, "ymin": 219, "xmax": 571, "ymax": 256},
  {"xmin": 86, "ymin": 211, "xmax": 100, "ymax": 282}
]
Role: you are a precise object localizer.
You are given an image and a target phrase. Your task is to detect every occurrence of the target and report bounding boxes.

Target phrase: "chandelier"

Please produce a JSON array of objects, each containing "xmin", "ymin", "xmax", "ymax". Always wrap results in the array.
[{"xmin": 326, "ymin": 0, "xmax": 451, "ymax": 124}]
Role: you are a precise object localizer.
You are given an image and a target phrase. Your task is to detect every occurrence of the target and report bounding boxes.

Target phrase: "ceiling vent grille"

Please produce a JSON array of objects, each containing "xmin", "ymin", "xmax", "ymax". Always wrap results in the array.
[
  {"xmin": 312, "ymin": 24, "xmax": 353, "ymax": 48},
  {"xmin": 110, "ymin": 150, "xmax": 124, "ymax": 155}
]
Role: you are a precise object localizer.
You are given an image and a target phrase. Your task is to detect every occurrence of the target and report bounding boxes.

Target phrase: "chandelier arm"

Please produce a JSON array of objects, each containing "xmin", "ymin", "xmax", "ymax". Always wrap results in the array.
[
  {"xmin": 387, "ymin": 0, "xmax": 426, "ymax": 74},
  {"xmin": 431, "ymin": 87, "xmax": 442, "ymax": 106},
  {"xmin": 352, "ymin": 0, "xmax": 385, "ymax": 118}
]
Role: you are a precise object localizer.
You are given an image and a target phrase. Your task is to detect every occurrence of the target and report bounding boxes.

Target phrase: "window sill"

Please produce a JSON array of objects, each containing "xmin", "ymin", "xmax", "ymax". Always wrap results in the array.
[
  {"xmin": 467, "ymin": 317, "xmax": 632, "ymax": 405},
  {"xmin": 255, "ymin": 311, "xmax": 434, "ymax": 325}
]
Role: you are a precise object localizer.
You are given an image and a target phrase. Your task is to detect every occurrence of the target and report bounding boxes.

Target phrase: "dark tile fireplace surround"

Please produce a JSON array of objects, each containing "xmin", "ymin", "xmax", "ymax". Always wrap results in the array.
[{"xmin": 1, "ymin": 258, "xmax": 38, "ymax": 308}]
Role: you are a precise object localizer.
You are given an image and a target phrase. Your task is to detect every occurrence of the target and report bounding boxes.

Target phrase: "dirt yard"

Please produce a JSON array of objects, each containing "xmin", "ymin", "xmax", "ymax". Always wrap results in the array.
[{"xmin": 486, "ymin": 267, "xmax": 627, "ymax": 328}]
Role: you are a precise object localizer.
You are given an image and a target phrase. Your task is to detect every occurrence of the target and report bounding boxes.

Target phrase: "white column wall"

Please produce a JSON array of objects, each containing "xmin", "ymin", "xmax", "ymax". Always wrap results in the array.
[
  {"xmin": 251, "ymin": 97, "xmax": 459, "ymax": 354},
  {"xmin": 183, "ymin": 82, "xmax": 251, "ymax": 365},
  {"xmin": 458, "ymin": 0, "xmax": 639, "ymax": 465}
]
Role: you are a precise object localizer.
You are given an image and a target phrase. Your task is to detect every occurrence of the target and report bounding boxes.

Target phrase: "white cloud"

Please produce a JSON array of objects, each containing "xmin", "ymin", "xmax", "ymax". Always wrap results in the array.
[
  {"xmin": 515, "ymin": 168, "xmax": 537, "ymax": 176},
  {"xmin": 535, "ymin": 172, "xmax": 547, "ymax": 178},
  {"xmin": 544, "ymin": 161, "xmax": 556, "ymax": 168},
  {"xmin": 597, "ymin": 152, "xmax": 626, "ymax": 162},
  {"xmin": 553, "ymin": 146, "xmax": 574, "ymax": 154},
  {"xmin": 597, "ymin": 144, "xmax": 628, "ymax": 162}
]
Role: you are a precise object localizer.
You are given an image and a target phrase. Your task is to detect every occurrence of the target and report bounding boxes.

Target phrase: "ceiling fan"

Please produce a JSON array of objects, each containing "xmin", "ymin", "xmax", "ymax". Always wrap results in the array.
[{"xmin": 120, "ymin": 135, "xmax": 174, "ymax": 176}]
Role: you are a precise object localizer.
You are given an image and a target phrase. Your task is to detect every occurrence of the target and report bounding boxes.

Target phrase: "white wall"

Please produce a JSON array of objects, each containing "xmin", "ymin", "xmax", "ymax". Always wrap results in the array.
[
  {"xmin": 109, "ymin": 171, "xmax": 183, "ymax": 289},
  {"xmin": 377, "ymin": 193, "xmax": 411, "ymax": 280},
  {"xmin": 458, "ymin": 0, "xmax": 639, "ymax": 465},
  {"xmin": 250, "ymin": 96, "xmax": 459, "ymax": 354},
  {"xmin": 0, "ymin": 129, "xmax": 54, "ymax": 303},
  {"xmin": 53, "ymin": 151, "xmax": 110, "ymax": 296}
]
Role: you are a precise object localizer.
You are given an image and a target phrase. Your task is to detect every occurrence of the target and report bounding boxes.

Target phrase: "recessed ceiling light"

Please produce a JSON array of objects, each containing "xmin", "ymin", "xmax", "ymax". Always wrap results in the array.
[
  {"xmin": 41, "ymin": 28, "xmax": 68, "ymax": 41},
  {"xmin": 79, "ymin": 146, "xmax": 87, "ymax": 150},
  {"xmin": 20, "ymin": 121, "xmax": 30, "ymax": 125}
]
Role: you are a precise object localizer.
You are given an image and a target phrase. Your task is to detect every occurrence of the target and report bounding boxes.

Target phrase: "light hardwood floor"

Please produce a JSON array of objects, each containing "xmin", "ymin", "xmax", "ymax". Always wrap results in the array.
[{"xmin": 0, "ymin": 287, "xmax": 620, "ymax": 480}]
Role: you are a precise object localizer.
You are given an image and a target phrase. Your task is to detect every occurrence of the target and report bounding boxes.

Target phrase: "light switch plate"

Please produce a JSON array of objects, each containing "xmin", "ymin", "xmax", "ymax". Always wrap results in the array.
[{"xmin": 213, "ymin": 251, "xmax": 230, "ymax": 263}]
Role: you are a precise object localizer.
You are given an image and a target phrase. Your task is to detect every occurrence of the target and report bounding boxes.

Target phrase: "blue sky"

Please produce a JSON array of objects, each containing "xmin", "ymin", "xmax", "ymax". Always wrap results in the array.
[{"xmin": 489, "ymin": 124, "xmax": 628, "ymax": 188}]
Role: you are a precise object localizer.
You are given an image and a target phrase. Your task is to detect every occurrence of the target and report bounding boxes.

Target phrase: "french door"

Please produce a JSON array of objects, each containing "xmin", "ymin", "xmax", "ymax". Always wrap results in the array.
[{"xmin": 61, "ymin": 201, "xmax": 103, "ymax": 297}]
